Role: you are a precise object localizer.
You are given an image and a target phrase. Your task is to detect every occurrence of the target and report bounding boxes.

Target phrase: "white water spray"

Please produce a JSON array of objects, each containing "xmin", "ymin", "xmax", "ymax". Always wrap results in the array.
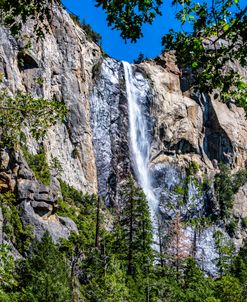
[{"xmin": 123, "ymin": 61, "xmax": 159, "ymax": 224}]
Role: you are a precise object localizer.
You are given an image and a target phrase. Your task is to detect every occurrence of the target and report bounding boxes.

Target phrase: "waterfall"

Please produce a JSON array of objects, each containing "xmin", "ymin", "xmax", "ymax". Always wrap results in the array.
[
  {"xmin": 90, "ymin": 59, "xmax": 228, "ymax": 275},
  {"xmin": 123, "ymin": 61, "xmax": 159, "ymax": 227}
]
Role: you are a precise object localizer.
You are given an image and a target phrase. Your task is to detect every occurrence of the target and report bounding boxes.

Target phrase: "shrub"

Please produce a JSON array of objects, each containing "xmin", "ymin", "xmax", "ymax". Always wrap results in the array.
[
  {"xmin": 187, "ymin": 161, "xmax": 200, "ymax": 176},
  {"xmin": 133, "ymin": 52, "xmax": 147, "ymax": 64},
  {"xmin": 69, "ymin": 14, "xmax": 102, "ymax": 45},
  {"xmin": 0, "ymin": 192, "xmax": 34, "ymax": 254},
  {"xmin": 22, "ymin": 146, "xmax": 50, "ymax": 186},
  {"xmin": 214, "ymin": 163, "xmax": 234, "ymax": 220},
  {"xmin": 233, "ymin": 169, "xmax": 247, "ymax": 193}
]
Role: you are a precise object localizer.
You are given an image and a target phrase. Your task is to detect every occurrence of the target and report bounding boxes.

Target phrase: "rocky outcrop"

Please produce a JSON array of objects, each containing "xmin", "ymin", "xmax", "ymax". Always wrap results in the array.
[
  {"xmin": 133, "ymin": 53, "xmax": 247, "ymax": 274},
  {"xmin": 0, "ymin": 5, "xmax": 101, "ymax": 240},
  {"xmin": 20, "ymin": 200, "xmax": 78, "ymax": 242},
  {"xmin": 233, "ymin": 183, "xmax": 247, "ymax": 219},
  {"xmin": 0, "ymin": 5, "xmax": 101, "ymax": 194},
  {"xmin": 138, "ymin": 53, "xmax": 247, "ymax": 175}
]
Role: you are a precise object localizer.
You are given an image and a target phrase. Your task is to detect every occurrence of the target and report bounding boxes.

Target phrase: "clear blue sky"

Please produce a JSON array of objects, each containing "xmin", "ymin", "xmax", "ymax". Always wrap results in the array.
[
  {"xmin": 61, "ymin": 0, "xmax": 246, "ymax": 63},
  {"xmin": 61, "ymin": 0, "xmax": 183, "ymax": 62}
]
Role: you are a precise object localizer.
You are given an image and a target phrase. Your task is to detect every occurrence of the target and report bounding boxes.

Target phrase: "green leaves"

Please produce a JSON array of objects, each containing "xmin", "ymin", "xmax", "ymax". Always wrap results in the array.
[
  {"xmin": 213, "ymin": 276, "xmax": 243, "ymax": 302},
  {"xmin": 22, "ymin": 147, "xmax": 51, "ymax": 186},
  {"xmin": 214, "ymin": 163, "xmax": 234, "ymax": 220},
  {"xmin": 95, "ymin": 0, "xmax": 163, "ymax": 42},
  {"xmin": 0, "ymin": 90, "xmax": 67, "ymax": 148},
  {"xmin": 214, "ymin": 164, "xmax": 247, "ymax": 222},
  {"xmin": 0, "ymin": 192, "xmax": 34, "ymax": 254},
  {"xmin": 0, "ymin": 245, "xmax": 17, "ymax": 290},
  {"xmin": 18, "ymin": 232, "xmax": 71, "ymax": 302},
  {"xmin": 237, "ymin": 81, "xmax": 247, "ymax": 90},
  {"xmin": 0, "ymin": 0, "xmax": 60, "ymax": 38},
  {"xmin": 162, "ymin": 0, "xmax": 247, "ymax": 111}
]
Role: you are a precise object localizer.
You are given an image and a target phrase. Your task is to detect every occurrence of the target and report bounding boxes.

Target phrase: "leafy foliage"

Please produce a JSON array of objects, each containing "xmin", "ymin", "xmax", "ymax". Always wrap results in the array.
[
  {"xmin": 214, "ymin": 164, "xmax": 247, "ymax": 220},
  {"xmin": 96, "ymin": 0, "xmax": 247, "ymax": 110},
  {"xmin": 214, "ymin": 276, "xmax": 243, "ymax": 302},
  {"xmin": 6, "ymin": 1, "xmax": 247, "ymax": 300},
  {"xmin": 95, "ymin": 0, "xmax": 163, "ymax": 42},
  {"xmin": 1, "ymin": 179, "xmax": 247, "ymax": 300},
  {"xmin": 213, "ymin": 230, "xmax": 235, "ymax": 277},
  {"xmin": 0, "ymin": 90, "xmax": 67, "ymax": 148},
  {"xmin": 18, "ymin": 232, "xmax": 71, "ymax": 302},
  {"xmin": 232, "ymin": 168, "xmax": 247, "ymax": 192},
  {"xmin": 0, "ymin": 245, "xmax": 18, "ymax": 299},
  {"xmin": 50, "ymin": 157, "xmax": 63, "ymax": 177},
  {"xmin": 162, "ymin": 0, "xmax": 247, "ymax": 110},
  {"xmin": 0, "ymin": 244, "xmax": 17, "ymax": 291},
  {"xmin": 0, "ymin": 0, "xmax": 60, "ymax": 37},
  {"xmin": 2, "ymin": 0, "xmax": 246, "ymax": 112},
  {"xmin": 133, "ymin": 52, "xmax": 147, "ymax": 64},
  {"xmin": 182, "ymin": 257, "xmax": 215, "ymax": 302},
  {"xmin": 112, "ymin": 176, "xmax": 155, "ymax": 301},
  {"xmin": 58, "ymin": 180, "xmax": 129, "ymax": 301},
  {"xmin": 214, "ymin": 163, "xmax": 234, "ymax": 219},
  {"xmin": 0, "ymin": 192, "xmax": 34, "ymax": 254},
  {"xmin": 22, "ymin": 146, "xmax": 51, "ymax": 186}
]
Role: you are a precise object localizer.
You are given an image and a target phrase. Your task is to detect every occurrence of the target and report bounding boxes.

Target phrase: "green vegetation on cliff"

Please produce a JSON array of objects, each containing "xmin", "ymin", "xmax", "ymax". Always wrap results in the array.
[
  {"xmin": 0, "ymin": 192, "xmax": 33, "ymax": 254},
  {"xmin": 22, "ymin": 146, "xmax": 51, "ymax": 187},
  {"xmin": 0, "ymin": 177, "xmax": 247, "ymax": 301},
  {"xmin": 0, "ymin": 90, "xmax": 67, "ymax": 149}
]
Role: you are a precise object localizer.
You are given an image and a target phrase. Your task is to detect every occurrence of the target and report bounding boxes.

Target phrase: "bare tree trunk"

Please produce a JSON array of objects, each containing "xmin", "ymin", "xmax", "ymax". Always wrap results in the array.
[{"xmin": 95, "ymin": 196, "xmax": 100, "ymax": 249}]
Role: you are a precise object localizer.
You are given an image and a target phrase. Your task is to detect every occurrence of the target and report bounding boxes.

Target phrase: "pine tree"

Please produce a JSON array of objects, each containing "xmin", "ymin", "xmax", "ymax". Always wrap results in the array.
[
  {"xmin": 183, "ymin": 257, "xmax": 214, "ymax": 302},
  {"xmin": 213, "ymin": 230, "xmax": 235, "ymax": 277},
  {"xmin": 214, "ymin": 163, "xmax": 234, "ymax": 220},
  {"xmin": 167, "ymin": 213, "xmax": 190, "ymax": 281},
  {"xmin": 18, "ymin": 232, "xmax": 71, "ymax": 302},
  {"xmin": 116, "ymin": 176, "xmax": 154, "ymax": 301},
  {"xmin": 231, "ymin": 240, "xmax": 247, "ymax": 299},
  {"xmin": 0, "ymin": 244, "xmax": 18, "ymax": 302},
  {"xmin": 213, "ymin": 276, "xmax": 243, "ymax": 302}
]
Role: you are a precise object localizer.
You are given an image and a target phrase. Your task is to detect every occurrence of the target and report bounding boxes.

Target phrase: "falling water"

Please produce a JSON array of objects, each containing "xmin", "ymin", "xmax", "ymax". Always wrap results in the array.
[{"xmin": 123, "ymin": 61, "xmax": 159, "ymax": 225}]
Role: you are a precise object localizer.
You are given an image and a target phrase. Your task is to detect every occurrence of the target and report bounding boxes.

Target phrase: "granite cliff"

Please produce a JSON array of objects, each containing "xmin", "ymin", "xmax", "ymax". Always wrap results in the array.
[{"xmin": 0, "ymin": 5, "xmax": 247, "ymax": 275}]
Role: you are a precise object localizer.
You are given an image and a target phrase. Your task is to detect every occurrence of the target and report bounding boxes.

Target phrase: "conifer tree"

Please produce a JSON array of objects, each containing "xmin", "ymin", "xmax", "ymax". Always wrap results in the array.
[
  {"xmin": 231, "ymin": 240, "xmax": 247, "ymax": 299},
  {"xmin": 213, "ymin": 276, "xmax": 243, "ymax": 302},
  {"xmin": 213, "ymin": 230, "xmax": 235, "ymax": 277},
  {"xmin": 0, "ymin": 245, "xmax": 18, "ymax": 302},
  {"xmin": 116, "ymin": 176, "xmax": 154, "ymax": 301},
  {"xmin": 183, "ymin": 257, "xmax": 214, "ymax": 302},
  {"xmin": 18, "ymin": 232, "xmax": 71, "ymax": 302},
  {"xmin": 214, "ymin": 163, "xmax": 234, "ymax": 220},
  {"xmin": 167, "ymin": 213, "xmax": 190, "ymax": 281}
]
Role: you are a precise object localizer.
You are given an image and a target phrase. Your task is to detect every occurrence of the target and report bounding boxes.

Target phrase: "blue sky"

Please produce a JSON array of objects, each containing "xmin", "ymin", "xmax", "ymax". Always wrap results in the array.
[
  {"xmin": 62, "ymin": 0, "xmax": 183, "ymax": 62},
  {"xmin": 61, "ymin": 0, "xmax": 246, "ymax": 63}
]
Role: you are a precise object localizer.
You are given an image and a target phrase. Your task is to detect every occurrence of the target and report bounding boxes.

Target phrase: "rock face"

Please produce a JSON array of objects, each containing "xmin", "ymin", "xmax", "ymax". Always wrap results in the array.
[
  {"xmin": 134, "ymin": 54, "xmax": 247, "ymax": 274},
  {"xmin": 90, "ymin": 58, "xmax": 130, "ymax": 206},
  {"xmin": 0, "ymin": 5, "xmax": 101, "ymax": 194},
  {"xmin": 0, "ymin": 5, "xmax": 101, "ymax": 240},
  {"xmin": 138, "ymin": 53, "xmax": 247, "ymax": 173},
  {"xmin": 89, "ymin": 53, "xmax": 247, "ymax": 274},
  {"xmin": 0, "ymin": 5, "xmax": 247, "ymax": 275}
]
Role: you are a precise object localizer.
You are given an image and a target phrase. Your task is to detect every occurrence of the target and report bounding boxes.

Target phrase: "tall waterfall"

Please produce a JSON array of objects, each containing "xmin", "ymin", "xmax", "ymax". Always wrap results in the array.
[{"xmin": 123, "ymin": 61, "xmax": 159, "ymax": 226}]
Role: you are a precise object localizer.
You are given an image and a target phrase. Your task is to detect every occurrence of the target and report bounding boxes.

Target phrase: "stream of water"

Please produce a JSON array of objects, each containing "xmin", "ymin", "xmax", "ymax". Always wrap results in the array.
[{"xmin": 123, "ymin": 61, "xmax": 159, "ymax": 229}]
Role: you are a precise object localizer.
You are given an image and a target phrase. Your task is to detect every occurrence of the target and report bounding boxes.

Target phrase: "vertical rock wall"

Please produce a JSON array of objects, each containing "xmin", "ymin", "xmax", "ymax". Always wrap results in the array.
[
  {"xmin": 0, "ymin": 5, "xmax": 102, "ymax": 240},
  {"xmin": 1, "ymin": 5, "xmax": 247, "ymax": 275}
]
